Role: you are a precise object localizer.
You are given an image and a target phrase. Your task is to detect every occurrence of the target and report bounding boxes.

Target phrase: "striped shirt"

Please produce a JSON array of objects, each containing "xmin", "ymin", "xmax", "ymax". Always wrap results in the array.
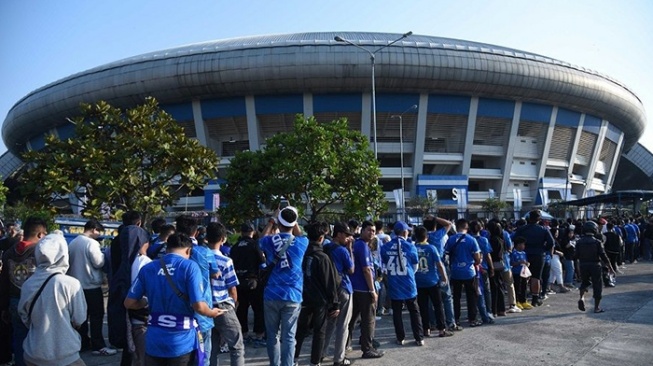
[{"xmin": 211, "ymin": 249, "xmax": 239, "ymax": 306}]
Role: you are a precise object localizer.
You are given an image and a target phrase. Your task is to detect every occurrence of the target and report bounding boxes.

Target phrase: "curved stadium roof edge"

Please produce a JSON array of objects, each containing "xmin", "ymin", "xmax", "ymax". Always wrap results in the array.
[{"xmin": 2, "ymin": 31, "xmax": 646, "ymax": 153}]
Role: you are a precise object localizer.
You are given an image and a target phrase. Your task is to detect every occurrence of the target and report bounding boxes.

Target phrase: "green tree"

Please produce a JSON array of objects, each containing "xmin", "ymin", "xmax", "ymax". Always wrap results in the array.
[
  {"xmin": 481, "ymin": 197, "xmax": 510, "ymax": 218},
  {"xmin": 0, "ymin": 178, "xmax": 7, "ymax": 210},
  {"xmin": 20, "ymin": 97, "xmax": 219, "ymax": 221},
  {"xmin": 406, "ymin": 192, "xmax": 437, "ymax": 218},
  {"xmin": 219, "ymin": 115, "xmax": 387, "ymax": 224}
]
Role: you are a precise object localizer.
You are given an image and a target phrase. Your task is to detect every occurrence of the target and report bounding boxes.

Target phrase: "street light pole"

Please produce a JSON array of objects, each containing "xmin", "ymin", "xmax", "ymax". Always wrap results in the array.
[
  {"xmin": 334, "ymin": 32, "xmax": 413, "ymax": 159},
  {"xmin": 392, "ymin": 104, "xmax": 418, "ymax": 221}
]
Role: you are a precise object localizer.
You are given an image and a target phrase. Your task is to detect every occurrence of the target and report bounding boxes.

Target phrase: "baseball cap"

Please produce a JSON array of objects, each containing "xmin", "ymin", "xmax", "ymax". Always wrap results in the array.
[
  {"xmin": 240, "ymin": 223, "xmax": 254, "ymax": 233},
  {"xmin": 333, "ymin": 221, "xmax": 354, "ymax": 236},
  {"xmin": 394, "ymin": 221, "xmax": 410, "ymax": 232}
]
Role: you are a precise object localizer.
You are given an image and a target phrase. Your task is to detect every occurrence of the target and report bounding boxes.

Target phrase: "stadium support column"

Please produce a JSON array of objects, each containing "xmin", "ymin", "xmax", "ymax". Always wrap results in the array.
[
  {"xmin": 461, "ymin": 97, "xmax": 479, "ymax": 175},
  {"xmin": 245, "ymin": 96, "xmax": 260, "ymax": 151},
  {"xmin": 537, "ymin": 107, "xmax": 558, "ymax": 179},
  {"xmin": 567, "ymin": 114, "xmax": 585, "ymax": 191},
  {"xmin": 581, "ymin": 120, "xmax": 608, "ymax": 198},
  {"xmin": 605, "ymin": 131, "xmax": 624, "ymax": 193},
  {"xmin": 411, "ymin": 94, "xmax": 428, "ymax": 196},
  {"xmin": 303, "ymin": 93, "xmax": 313, "ymax": 118},
  {"xmin": 499, "ymin": 101, "xmax": 522, "ymax": 202},
  {"xmin": 192, "ymin": 100, "xmax": 209, "ymax": 147}
]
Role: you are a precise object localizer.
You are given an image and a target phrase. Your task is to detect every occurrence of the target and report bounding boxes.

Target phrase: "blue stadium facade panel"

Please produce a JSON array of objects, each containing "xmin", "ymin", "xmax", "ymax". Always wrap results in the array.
[{"xmin": 1, "ymin": 32, "xmax": 646, "ymax": 211}]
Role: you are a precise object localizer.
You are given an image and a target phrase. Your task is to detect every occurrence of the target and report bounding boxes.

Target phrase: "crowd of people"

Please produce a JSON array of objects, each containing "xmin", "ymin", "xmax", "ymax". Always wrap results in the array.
[{"xmin": 0, "ymin": 207, "xmax": 651, "ymax": 366}]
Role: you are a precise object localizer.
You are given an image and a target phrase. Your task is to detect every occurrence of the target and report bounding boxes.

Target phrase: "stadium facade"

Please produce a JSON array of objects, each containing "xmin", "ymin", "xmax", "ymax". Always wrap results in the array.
[{"xmin": 1, "ymin": 32, "xmax": 647, "ymax": 214}]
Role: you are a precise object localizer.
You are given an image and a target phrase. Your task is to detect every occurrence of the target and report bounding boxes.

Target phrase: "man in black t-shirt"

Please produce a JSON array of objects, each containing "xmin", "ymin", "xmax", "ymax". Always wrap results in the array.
[{"xmin": 230, "ymin": 223, "xmax": 266, "ymax": 344}]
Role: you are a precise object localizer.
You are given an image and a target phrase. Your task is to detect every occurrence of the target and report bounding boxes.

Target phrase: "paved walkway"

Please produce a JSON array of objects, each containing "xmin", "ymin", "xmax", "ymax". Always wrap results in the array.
[{"xmin": 82, "ymin": 261, "xmax": 653, "ymax": 366}]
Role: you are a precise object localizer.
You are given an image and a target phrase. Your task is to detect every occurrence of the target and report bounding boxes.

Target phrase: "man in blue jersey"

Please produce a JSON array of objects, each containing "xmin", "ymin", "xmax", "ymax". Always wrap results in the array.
[
  {"xmin": 176, "ymin": 215, "xmax": 219, "ymax": 366},
  {"xmin": 414, "ymin": 226, "xmax": 452, "ymax": 338},
  {"xmin": 124, "ymin": 233, "xmax": 226, "ymax": 365},
  {"xmin": 322, "ymin": 222, "xmax": 355, "ymax": 366},
  {"xmin": 206, "ymin": 222, "xmax": 244, "ymax": 366},
  {"xmin": 623, "ymin": 218, "xmax": 640, "ymax": 263},
  {"xmin": 444, "ymin": 219, "xmax": 482, "ymax": 327},
  {"xmin": 382, "ymin": 221, "xmax": 424, "ymax": 346},
  {"xmin": 347, "ymin": 221, "xmax": 384, "ymax": 359},
  {"xmin": 259, "ymin": 206, "xmax": 309, "ymax": 366},
  {"xmin": 423, "ymin": 215, "xmax": 461, "ymax": 331},
  {"xmin": 513, "ymin": 210, "xmax": 555, "ymax": 307}
]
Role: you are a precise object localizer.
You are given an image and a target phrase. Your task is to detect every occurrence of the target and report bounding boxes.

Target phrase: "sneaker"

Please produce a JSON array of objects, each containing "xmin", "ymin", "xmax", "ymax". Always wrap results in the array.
[
  {"xmin": 515, "ymin": 302, "xmax": 524, "ymax": 310},
  {"xmin": 372, "ymin": 339, "xmax": 381, "ymax": 348},
  {"xmin": 253, "ymin": 337, "xmax": 267, "ymax": 348},
  {"xmin": 546, "ymin": 289, "xmax": 556, "ymax": 295},
  {"xmin": 423, "ymin": 329, "xmax": 431, "ymax": 337},
  {"xmin": 415, "ymin": 340, "xmax": 425, "ymax": 346},
  {"xmin": 557, "ymin": 286, "xmax": 570, "ymax": 293},
  {"xmin": 333, "ymin": 358, "xmax": 353, "ymax": 366},
  {"xmin": 361, "ymin": 350, "xmax": 384, "ymax": 359},
  {"xmin": 520, "ymin": 302, "xmax": 534, "ymax": 310},
  {"xmin": 438, "ymin": 330, "xmax": 454, "ymax": 337},
  {"xmin": 375, "ymin": 316, "xmax": 382, "ymax": 321},
  {"xmin": 448, "ymin": 324, "xmax": 463, "ymax": 331},
  {"xmin": 540, "ymin": 294, "xmax": 549, "ymax": 301},
  {"xmin": 396, "ymin": 339, "xmax": 405, "ymax": 346},
  {"xmin": 345, "ymin": 346, "xmax": 353, "ymax": 353},
  {"xmin": 92, "ymin": 347, "xmax": 118, "ymax": 356},
  {"xmin": 507, "ymin": 305, "xmax": 522, "ymax": 313}
]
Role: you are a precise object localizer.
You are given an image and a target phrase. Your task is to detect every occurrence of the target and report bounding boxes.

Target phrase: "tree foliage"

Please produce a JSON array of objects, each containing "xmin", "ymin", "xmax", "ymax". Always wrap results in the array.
[
  {"xmin": 0, "ymin": 178, "xmax": 7, "ymax": 209},
  {"xmin": 406, "ymin": 192, "xmax": 437, "ymax": 218},
  {"xmin": 481, "ymin": 197, "xmax": 510, "ymax": 218},
  {"xmin": 20, "ymin": 97, "xmax": 219, "ymax": 221},
  {"xmin": 219, "ymin": 115, "xmax": 387, "ymax": 224}
]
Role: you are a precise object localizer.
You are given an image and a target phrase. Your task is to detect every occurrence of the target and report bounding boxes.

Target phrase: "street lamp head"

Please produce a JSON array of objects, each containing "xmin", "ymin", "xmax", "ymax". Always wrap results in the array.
[
  {"xmin": 409, "ymin": 104, "xmax": 417, "ymax": 111},
  {"xmin": 334, "ymin": 36, "xmax": 345, "ymax": 42},
  {"xmin": 402, "ymin": 31, "xmax": 413, "ymax": 38}
]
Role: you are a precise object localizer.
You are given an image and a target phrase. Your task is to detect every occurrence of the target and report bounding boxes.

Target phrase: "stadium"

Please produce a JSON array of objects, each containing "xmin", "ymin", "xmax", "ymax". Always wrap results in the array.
[{"xmin": 0, "ymin": 32, "xmax": 648, "ymax": 215}]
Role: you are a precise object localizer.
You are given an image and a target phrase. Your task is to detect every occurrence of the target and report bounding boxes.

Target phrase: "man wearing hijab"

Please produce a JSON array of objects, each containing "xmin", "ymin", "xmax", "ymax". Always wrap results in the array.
[{"xmin": 18, "ymin": 233, "xmax": 87, "ymax": 366}]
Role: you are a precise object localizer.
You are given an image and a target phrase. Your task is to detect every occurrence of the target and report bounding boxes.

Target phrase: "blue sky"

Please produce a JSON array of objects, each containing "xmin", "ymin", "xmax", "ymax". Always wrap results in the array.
[{"xmin": 1, "ymin": 0, "xmax": 652, "ymax": 155}]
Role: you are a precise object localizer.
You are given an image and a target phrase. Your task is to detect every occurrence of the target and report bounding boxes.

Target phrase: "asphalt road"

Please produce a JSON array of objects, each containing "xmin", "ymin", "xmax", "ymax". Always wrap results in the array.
[{"xmin": 82, "ymin": 261, "xmax": 653, "ymax": 366}]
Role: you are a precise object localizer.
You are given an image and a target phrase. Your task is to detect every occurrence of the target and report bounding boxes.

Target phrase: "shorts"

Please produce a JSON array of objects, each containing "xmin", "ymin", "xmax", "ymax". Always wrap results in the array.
[{"xmin": 526, "ymin": 254, "xmax": 545, "ymax": 280}]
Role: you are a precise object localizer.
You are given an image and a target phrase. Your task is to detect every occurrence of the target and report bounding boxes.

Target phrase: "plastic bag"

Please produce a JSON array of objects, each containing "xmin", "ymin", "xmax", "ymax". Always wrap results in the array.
[{"xmin": 520, "ymin": 264, "xmax": 532, "ymax": 278}]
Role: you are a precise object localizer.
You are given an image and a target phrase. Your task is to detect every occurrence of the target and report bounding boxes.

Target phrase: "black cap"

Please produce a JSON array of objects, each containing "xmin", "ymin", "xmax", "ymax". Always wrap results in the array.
[
  {"xmin": 333, "ymin": 221, "xmax": 354, "ymax": 236},
  {"xmin": 240, "ymin": 223, "xmax": 254, "ymax": 233}
]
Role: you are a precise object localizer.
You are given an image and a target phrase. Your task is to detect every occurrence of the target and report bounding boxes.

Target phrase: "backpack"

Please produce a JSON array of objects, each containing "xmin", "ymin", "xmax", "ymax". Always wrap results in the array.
[
  {"xmin": 302, "ymin": 251, "xmax": 328, "ymax": 307},
  {"xmin": 323, "ymin": 243, "xmax": 343, "ymax": 288}
]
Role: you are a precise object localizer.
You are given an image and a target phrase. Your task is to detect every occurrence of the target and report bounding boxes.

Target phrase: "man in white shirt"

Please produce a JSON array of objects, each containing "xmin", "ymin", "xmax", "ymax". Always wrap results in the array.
[{"xmin": 67, "ymin": 219, "xmax": 117, "ymax": 356}]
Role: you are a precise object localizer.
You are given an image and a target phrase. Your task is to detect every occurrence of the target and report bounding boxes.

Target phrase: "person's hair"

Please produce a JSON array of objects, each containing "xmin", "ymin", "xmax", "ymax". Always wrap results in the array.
[
  {"xmin": 527, "ymin": 210, "xmax": 541, "ymax": 223},
  {"xmin": 305, "ymin": 221, "xmax": 329, "ymax": 241},
  {"xmin": 348, "ymin": 219, "xmax": 359, "ymax": 229},
  {"xmin": 414, "ymin": 226, "xmax": 428, "ymax": 242},
  {"xmin": 150, "ymin": 217, "xmax": 166, "ymax": 234},
  {"xmin": 159, "ymin": 224, "xmax": 175, "ymax": 239},
  {"xmin": 122, "ymin": 211, "xmax": 142, "ymax": 226},
  {"xmin": 175, "ymin": 215, "xmax": 199, "ymax": 236},
  {"xmin": 455, "ymin": 218, "xmax": 468, "ymax": 230},
  {"xmin": 167, "ymin": 232, "xmax": 193, "ymax": 249},
  {"xmin": 487, "ymin": 221, "xmax": 503, "ymax": 237},
  {"xmin": 206, "ymin": 222, "xmax": 227, "ymax": 244},
  {"xmin": 423, "ymin": 216, "xmax": 436, "ymax": 231},
  {"xmin": 22, "ymin": 217, "xmax": 47, "ymax": 239},
  {"xmin": 607, "ymin": 223, "xmax": 614, "ymax": 231},
  {"xmin": 84, "ymin": 219, "xmax": 105, "ymax": 232},
  {"xmin": 279, "ymin": 208, "xmax": 298, "ymax": 230},
  {"xmin": 469, "ymin": 220, "xmax": 482, "ymax": 235},
  {"xmin": 374, "ymin": 220, "xmax": 384, "ymax": 232},
  {"xmin": 361, "ymin": 220, "xmax": 374, "ymax": 231},
  {"xmin": 513, "ymin": 236, "xmax": 526, "ymax": 246}
]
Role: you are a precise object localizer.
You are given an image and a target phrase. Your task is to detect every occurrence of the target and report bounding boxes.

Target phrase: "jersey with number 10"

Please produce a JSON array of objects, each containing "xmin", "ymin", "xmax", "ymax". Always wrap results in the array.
[
  {"xmin": 414, "ymin": 242, "xmax": 442, "ymax": 288},
  {"xmin": 381, "ymin": 237, "xmax": 418, "ymax": 300}
]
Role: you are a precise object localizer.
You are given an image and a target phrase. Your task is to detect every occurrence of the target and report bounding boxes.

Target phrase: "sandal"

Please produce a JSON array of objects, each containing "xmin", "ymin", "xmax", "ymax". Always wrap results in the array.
[
  {"xmin": 578, "ymin": 299, "xmax": 586, "ymax": 312},
  {"xmin": 447, "ymin": 324, "xmax": 463, "ymax": 331}
]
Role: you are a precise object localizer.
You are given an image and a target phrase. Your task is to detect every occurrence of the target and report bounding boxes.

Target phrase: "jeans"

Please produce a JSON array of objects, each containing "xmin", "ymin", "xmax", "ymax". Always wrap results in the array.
[
  {"xmin": 78, "ymin": 287, "xmax": 107, "ymax": 351},
  {"xmin": 210, "ymin": 303, "xmax": 245, "ymax": 366},
  {"xmin": 199, "ymin": 329, "xmax": 212, "ymax": 366},
  {"xmin": 563, "ymin": 259, "xmax": 575, "ymax": 285},
  {"xmin": 439, "ymin": 282, "xmax": 456, "ymax": 327},
  {"xmin": 294, "ymin": 305, "xmax": 328, "ymax": 365},
  {"xmin": 390, "ymin": 298, "xmax": 423, "ymax": 342},
  {"xmin": 9, "ymin": 297, "xmax": 28, "ymax": 366},
  {"xmin": 264, "ymin": 300, "xmax": 301, "ymax": 366},
  {"xmin": 131, "ymin": 323, "xmax": 147, "ymax": 366},
  {"xmin": 323, "ymin": 289, "xmax": 352, "ymax": 363}
]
